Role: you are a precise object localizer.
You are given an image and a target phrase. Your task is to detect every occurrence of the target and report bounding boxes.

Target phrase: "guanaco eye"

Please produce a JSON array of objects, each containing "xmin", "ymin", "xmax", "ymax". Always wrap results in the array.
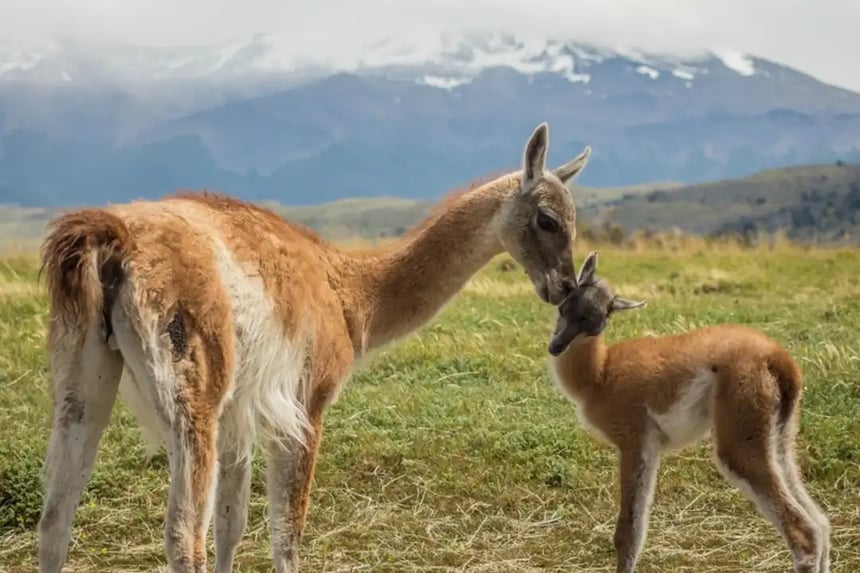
[{"xmin": 536, "ymin": 211, "xmax": 560, "ymax": 233}]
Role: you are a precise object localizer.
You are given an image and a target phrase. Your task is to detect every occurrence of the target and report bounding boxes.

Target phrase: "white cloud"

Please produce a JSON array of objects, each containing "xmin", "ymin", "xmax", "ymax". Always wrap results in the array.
[{"xmin": 1, "ymin": 0, "xmax": 859, "ymax": 91}]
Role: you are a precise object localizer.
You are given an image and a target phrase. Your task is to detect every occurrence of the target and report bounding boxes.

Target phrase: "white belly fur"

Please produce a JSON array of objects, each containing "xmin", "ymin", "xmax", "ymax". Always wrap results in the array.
[{"xmin": 647, "ymin": 369, "xmax": 717, "ymax": 451}]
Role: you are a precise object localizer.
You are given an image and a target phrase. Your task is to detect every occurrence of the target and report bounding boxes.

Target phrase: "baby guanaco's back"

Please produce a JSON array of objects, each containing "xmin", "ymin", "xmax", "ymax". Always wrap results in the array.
[{"xmin": 553, "ymin": 323, "xmax": 802, "ymax": 452}]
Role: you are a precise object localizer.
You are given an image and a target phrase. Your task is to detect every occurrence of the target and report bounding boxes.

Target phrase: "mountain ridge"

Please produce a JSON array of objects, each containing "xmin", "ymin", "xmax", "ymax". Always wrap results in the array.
[{"xmin": 1, "ymin": 32, "xmax": 859, "ymax": 207}]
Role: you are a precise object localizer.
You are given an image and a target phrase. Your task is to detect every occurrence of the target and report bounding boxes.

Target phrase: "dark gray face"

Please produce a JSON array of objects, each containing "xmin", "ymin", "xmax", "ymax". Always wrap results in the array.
[
  {"xmin": 548, "ymin": 279, "xmax": 613, "ymax": 356},
  {"xmin": 547, "ymin": 252, "xmax": 646, "ymax": 356}
]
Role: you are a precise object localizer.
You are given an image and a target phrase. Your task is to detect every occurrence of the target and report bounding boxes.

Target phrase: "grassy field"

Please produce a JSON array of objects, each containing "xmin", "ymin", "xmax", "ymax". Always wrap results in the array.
[{"xmin": 1, "ymin": 239, "xmax": 859, "ymax": 572}]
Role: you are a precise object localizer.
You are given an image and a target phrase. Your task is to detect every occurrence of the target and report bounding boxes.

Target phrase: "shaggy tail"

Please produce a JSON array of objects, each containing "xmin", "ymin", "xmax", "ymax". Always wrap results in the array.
[
  {"xmin": 40, "ymin": 209, "xmax": 132, "ymax": 334},
  {"xmin": 767, "ymin": 348, "xmax": 803, "ymax": 428},
  {"xmin": 40, "ymin": 210, "xmax": 167, "ymax": 457}
]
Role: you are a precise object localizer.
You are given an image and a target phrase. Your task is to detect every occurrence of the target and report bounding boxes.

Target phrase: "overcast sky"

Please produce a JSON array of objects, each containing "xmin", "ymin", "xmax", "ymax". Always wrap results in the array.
[{"xmin": 1, "ymin": 0, "xmax": 858, "ymax": 91}]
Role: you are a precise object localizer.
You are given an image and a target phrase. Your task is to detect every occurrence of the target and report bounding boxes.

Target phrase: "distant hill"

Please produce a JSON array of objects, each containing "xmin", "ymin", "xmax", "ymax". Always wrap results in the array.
[
  {"xmin": 0, "ymin": 179, "xmax": 675, "ymax": 246},
  {"xmin": 2, "ymin": 165, "xmax": 859, "ymax": 246},
  {"xmin": 582, "ymin": 163, "xmax": 860, "ymax": 243},
  {"xmin": 262, "ymin": 180, "xmax": 681, "ymax": 240},
  {"xmin": 2, "ymin": 32, "xmax": 860, "ymax": 207}
]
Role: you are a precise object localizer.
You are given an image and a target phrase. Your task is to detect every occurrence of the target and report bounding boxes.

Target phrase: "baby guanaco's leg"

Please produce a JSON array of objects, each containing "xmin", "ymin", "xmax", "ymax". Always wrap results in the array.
[
  {"xmin": 613, "ymin": 430, "xmax": 662, "ymax": 573},
  {"xmin": 776, "ymin": 412, "xmax": 831, "ymax": 572},
  {"xmin": 712, "ymin": 363, "xmax": 821, "ymax": 573}
]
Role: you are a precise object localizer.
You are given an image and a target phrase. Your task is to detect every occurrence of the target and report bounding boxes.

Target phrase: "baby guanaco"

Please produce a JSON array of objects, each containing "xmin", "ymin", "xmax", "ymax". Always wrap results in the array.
[{"xmin": 548, "ymin": 251, "xmax": 830, "ymax": 573}]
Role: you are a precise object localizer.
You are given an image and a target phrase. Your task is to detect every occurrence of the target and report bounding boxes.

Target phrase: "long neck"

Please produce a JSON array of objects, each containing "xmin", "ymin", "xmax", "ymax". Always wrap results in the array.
[
  {"xmin": 338, "ymin": 175, "xmax": 520, "ymax": 354},
  {"xmin": 552, "ymin": 335, "xmax": 608, "ymax": 399}
]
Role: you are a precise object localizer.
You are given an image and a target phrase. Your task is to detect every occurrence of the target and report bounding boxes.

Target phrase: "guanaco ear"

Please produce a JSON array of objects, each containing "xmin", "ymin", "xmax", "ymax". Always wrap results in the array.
[
  {"xmin": 576, "ymin": 251, "xmax": 598, "ymax": 285},
  {"xmin": 522, "ymin": 122, "xmax": 548, "ymax": 191},
  {"xmin": 553, "ymin": 146, "xmax": 592, "ymax": 184},
  {"xmin": 609, "ymin": 296, "xmax": 647, "ymax": 313}
]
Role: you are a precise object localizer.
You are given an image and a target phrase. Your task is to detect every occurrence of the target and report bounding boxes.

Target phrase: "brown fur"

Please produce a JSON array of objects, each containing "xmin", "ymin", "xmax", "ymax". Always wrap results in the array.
[
  {"xmin": 553, "ymin": 326, "xmax": 802, "ymax": 449},
  {"xmin": 37, "ymin": 123, "xmax": 593, "ymax": 573},
  {"xmin": 548, "ymin": 252, "xmax": 830, "ymax": 573},
  {"xmin": 40, "ymin": 209, "xmax": 132, "ymax": 329}
]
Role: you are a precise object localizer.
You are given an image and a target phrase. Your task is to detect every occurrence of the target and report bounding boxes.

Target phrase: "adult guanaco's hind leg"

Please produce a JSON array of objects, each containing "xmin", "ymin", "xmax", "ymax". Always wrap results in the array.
[
  {"xmin": 38, "ymin": 325, "xmax": 124, "ymax": 573},
  {"xmin": 111, "ymin": 306, "xmax": 227, "ymax": 573},
  {"xmin": 213, "ymin": 438, "xmax": 253, "ymax": 573}
]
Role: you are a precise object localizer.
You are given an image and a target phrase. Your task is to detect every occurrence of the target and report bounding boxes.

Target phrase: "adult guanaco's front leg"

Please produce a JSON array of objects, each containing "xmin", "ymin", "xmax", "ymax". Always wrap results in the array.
[{"xmin": 266, "ymin": 414, "xmax": 324, "ymax": 573}]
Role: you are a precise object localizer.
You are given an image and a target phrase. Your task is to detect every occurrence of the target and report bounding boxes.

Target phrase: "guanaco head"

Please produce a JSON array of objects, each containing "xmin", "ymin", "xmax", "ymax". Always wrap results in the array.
[
  {"xmin": 548, "ymin": 251, "xmax": 646, "ymax": 356},
  {"xmin": 498, "ymin": 122, "xmax": 591, "ymax": 305}
]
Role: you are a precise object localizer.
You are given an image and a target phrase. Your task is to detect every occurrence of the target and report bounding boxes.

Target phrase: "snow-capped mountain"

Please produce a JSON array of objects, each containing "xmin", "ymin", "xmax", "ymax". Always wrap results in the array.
[
  {"xmin": 350, "ymin": 33, "xmax": 764, "ymax": 89},
  {"xmin": 1, "ymin": 32, "xmax": 859, "ymax": 207},
  {"xmin": 0, "ymin": 32, "xmax": 764, "ymax": 88}
]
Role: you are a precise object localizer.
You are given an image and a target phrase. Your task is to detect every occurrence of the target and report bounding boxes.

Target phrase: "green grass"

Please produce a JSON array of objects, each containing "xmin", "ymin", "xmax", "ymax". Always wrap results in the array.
[{"xmin": 1, "ymin": 244, "xmax": 859, "ymax": 572}]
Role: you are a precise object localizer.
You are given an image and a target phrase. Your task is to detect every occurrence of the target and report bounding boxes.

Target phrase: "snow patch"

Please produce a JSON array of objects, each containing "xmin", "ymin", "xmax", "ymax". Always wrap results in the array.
[
  {"xmin": 345, "ymin": 32, "xmax": 594, "ymax": 84},
  {"xmin": 615, "ymin": 46, "xmax": 655, "ymax": 66},
  {"xmin": 418, "ymin": 75, "xmax": 470, "ymax": 90},
  {"xmin": 568, "ymin": 44, "xmax": 613, "ymax": 64},
  {"xmin": 672, "ymin": 69, "xmax": 695, "ymax": 81},
  {"xmin": 541, "ymin": 41, "xmax": 590, "ymax": 83},
  {"xmin": 715, "ymin": 50, "xmax": 755, "ymax": 76},
  {"xmin": 636, "ymin": 65, "xmax": 660, "ymax": 80}
]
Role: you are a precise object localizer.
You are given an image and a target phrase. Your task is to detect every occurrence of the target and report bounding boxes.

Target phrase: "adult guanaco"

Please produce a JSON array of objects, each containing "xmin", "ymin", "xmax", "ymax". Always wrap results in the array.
[{"xmin": 38, "ymin": 123, "xmax": 590, "ymax": 572}]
